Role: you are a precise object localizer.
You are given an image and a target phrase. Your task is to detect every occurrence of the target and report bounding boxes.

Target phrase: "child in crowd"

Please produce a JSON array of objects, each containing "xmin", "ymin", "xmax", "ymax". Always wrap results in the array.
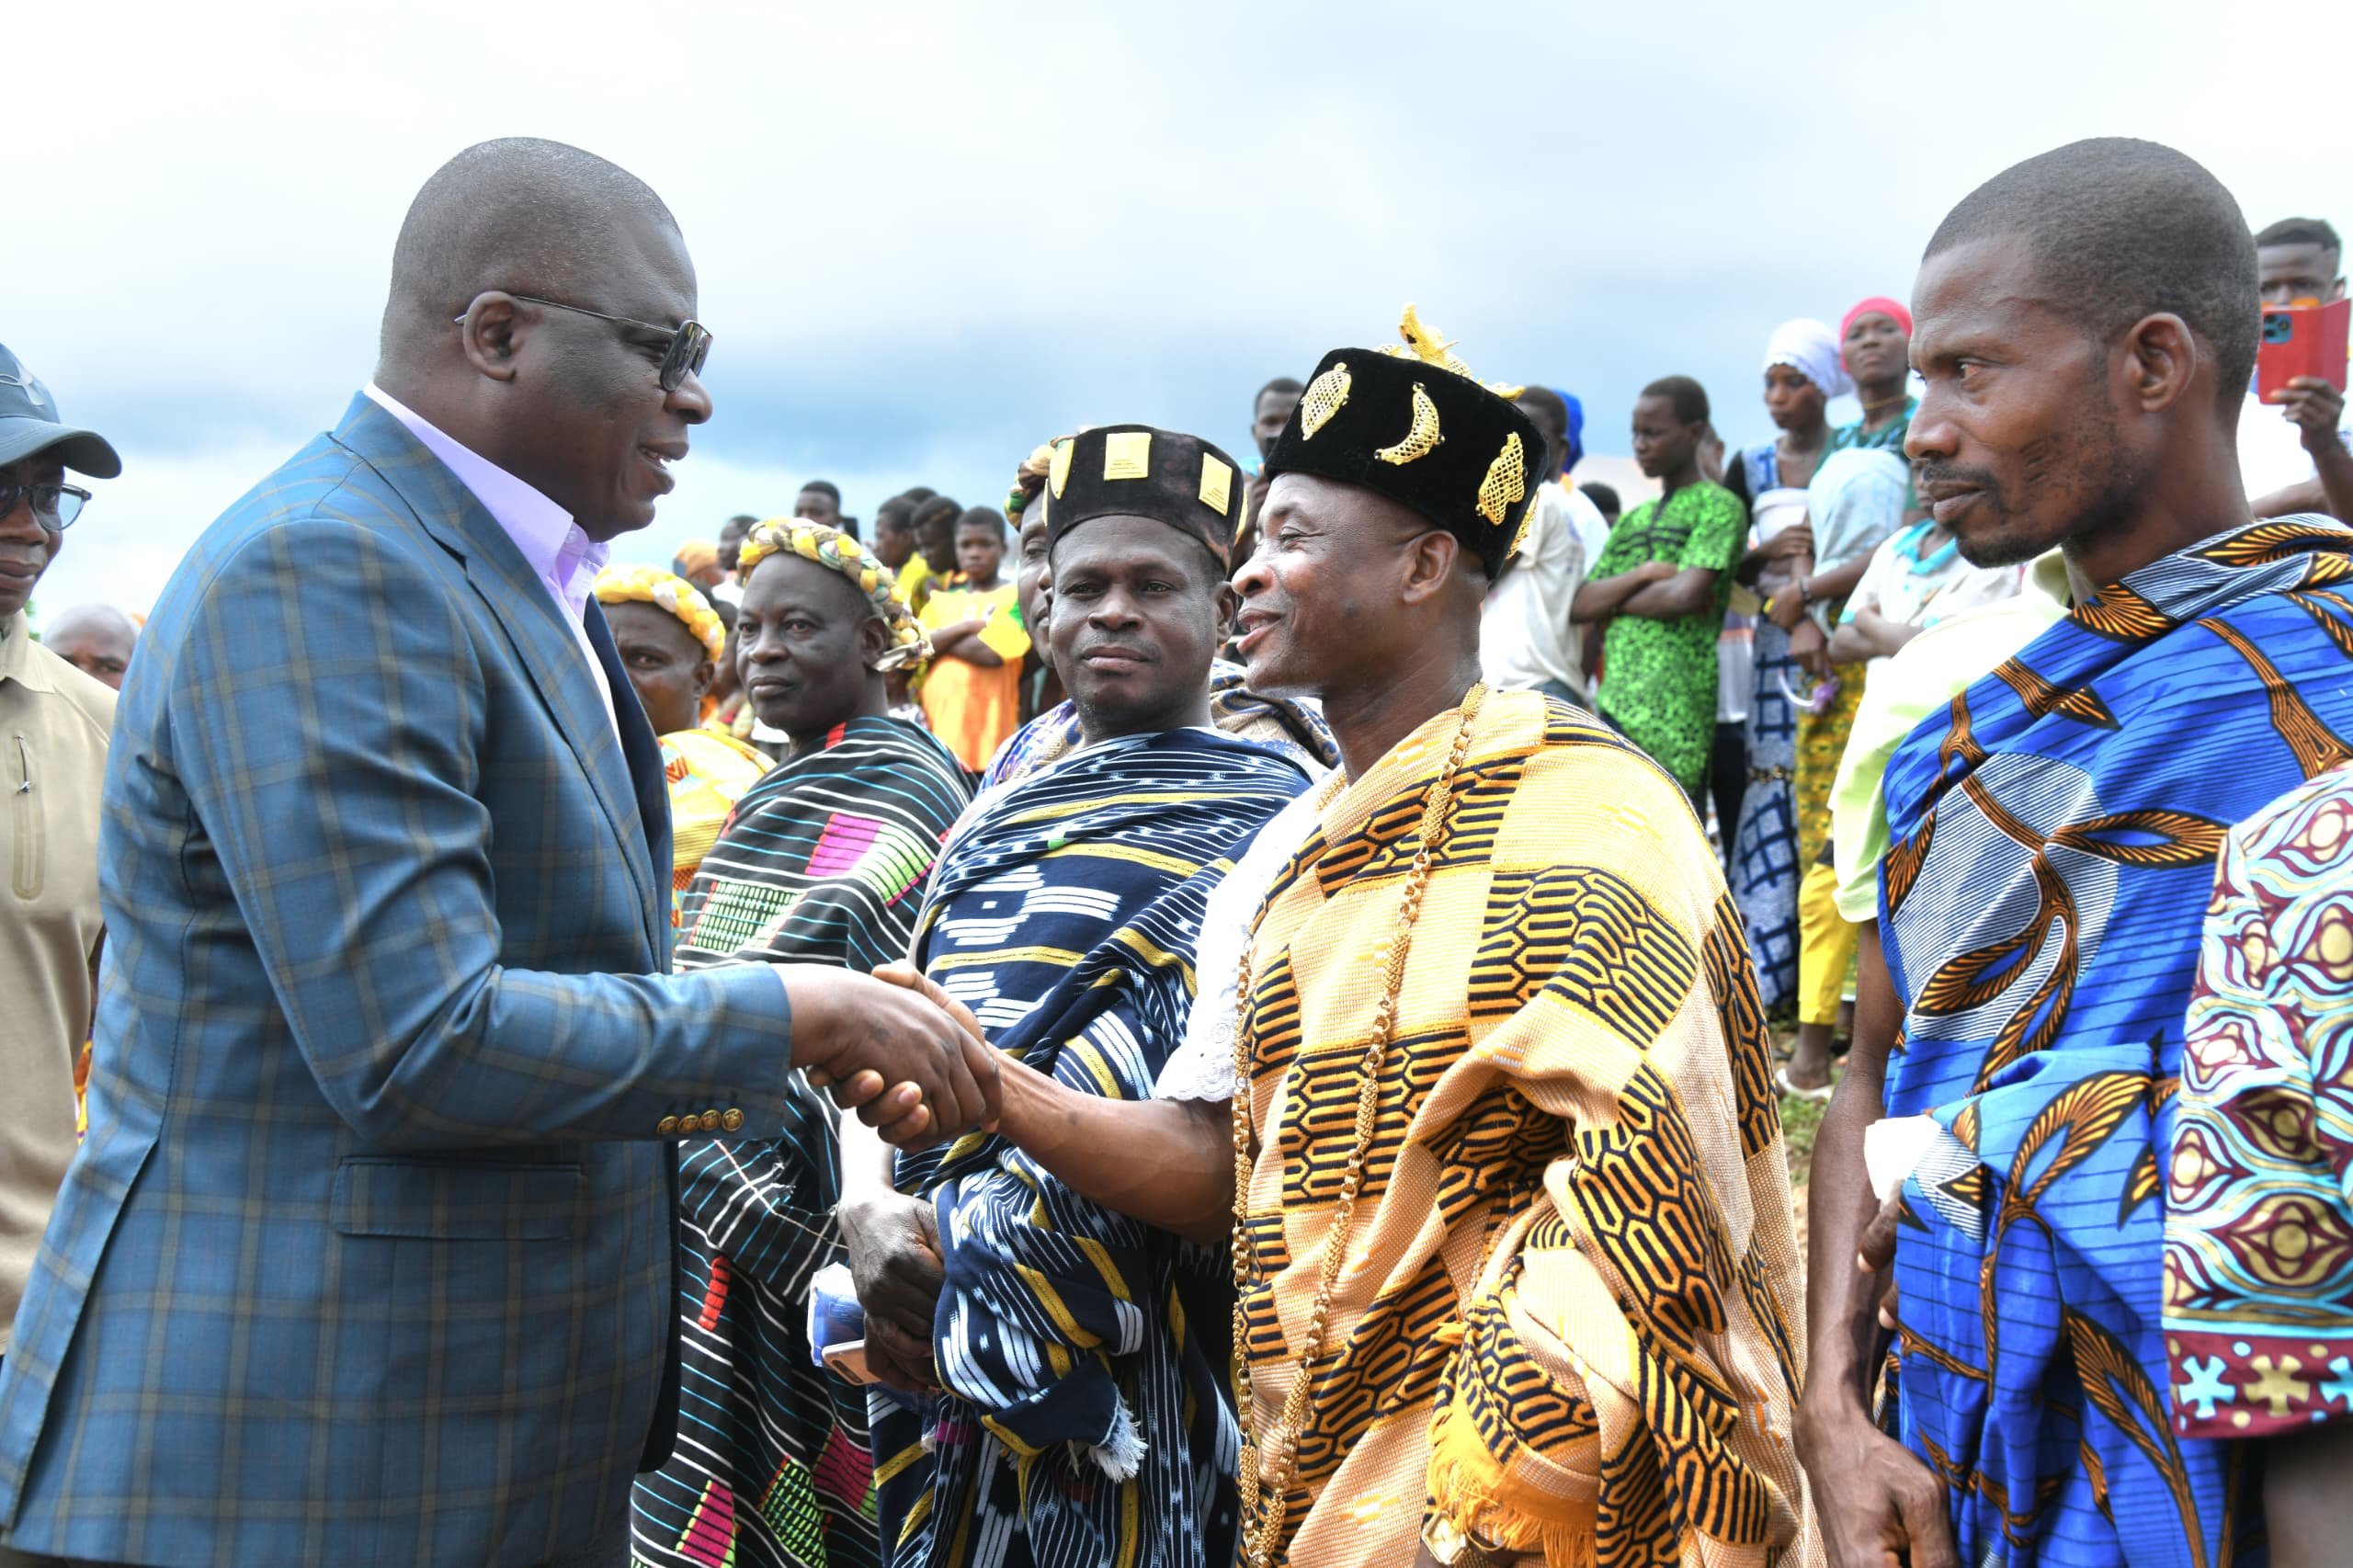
[
  {"xmin": 918, "ymin": 506, "xmax": 1029, "ymax": 770},
  {"xmin": 902, "ymin": 494, "xmax": 963, "ymax": 615}
]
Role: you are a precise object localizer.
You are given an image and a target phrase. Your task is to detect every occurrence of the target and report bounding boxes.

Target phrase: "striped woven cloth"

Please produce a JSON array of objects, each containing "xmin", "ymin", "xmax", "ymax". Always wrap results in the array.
[
  {"xmin": 876, "ymin": 726, "xmax": 1313, "ymax": 1568},
  {"xmin": 634, "ymin": 716, "xmax": 971, "ymax": 1568}
]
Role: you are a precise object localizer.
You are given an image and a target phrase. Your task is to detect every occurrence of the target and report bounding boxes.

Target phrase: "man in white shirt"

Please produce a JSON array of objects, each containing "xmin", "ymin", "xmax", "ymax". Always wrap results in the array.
[{"xmin": 1478, "ymin": 385, "xmax": 1610, "ymax": 703}]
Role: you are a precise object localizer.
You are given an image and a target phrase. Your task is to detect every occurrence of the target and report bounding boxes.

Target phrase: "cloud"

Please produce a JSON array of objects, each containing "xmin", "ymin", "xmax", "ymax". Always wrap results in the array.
[{"xmin": 11, "ymin": 0, "xmax": 2348, "ymax": 612}]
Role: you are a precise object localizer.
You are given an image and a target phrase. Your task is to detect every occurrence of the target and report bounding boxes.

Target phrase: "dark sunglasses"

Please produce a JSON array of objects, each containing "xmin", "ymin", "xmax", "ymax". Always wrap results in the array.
[
  {"xmin": 457, "ymin": 293, "xmax": 713, "ymax": 393},
  {"xmin": 0, "ymin": 478, "xmax": 91, "ymax": 532}
]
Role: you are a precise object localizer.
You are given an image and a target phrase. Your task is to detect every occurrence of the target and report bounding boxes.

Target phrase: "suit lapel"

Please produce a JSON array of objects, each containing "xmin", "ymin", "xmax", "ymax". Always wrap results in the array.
[
  {"xmin": 327, "ymin": 396, "xmax": 663, "ymax": 956},
  {"xmin": 586, "ymin": 600, "xmax": 676, "ymax": 963}
]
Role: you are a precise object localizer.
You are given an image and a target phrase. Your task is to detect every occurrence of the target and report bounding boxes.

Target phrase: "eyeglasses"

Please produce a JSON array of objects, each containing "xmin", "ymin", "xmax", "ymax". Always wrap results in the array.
[
  {"xmin": 0, "ymin": 479, "xmax": 91, "ymax": 532},
  {"xmin": 457, "ymin": 293, "xmax": 712, "ymax": 393}
]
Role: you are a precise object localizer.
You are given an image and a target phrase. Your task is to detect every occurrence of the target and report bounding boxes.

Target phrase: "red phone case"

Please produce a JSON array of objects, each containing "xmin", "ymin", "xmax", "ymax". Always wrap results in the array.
[{"xmin": 2258, "ymin": 297, "xmax": 2351, "ymax": 402}]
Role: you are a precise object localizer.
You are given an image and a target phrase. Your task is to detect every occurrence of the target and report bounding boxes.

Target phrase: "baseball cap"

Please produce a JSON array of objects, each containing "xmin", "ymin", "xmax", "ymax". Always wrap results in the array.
[{"xmin": 0, "ymin": 343, "xmax": 121, "ymax": 478}]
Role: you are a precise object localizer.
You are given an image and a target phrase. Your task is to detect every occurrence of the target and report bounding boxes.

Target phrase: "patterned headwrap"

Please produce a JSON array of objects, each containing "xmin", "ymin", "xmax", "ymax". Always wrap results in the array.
[
  {"xmin": 1004, "ymin": 437, "xmax": 1070, "ymax": 526},
  {"xmin": 736, "ymin": 517, "xmax": 930, "ymax": 672},
  {"xmin": 1762, "ymin": 318, "xmax": 1855, "ymax": 400},
  {"xmin": 673, "ymin": 539, "xmax": 720, "ymax": 578},
  {"xmin": 592, "ymin": 563, "xmax": 727, "ymax": 660}
]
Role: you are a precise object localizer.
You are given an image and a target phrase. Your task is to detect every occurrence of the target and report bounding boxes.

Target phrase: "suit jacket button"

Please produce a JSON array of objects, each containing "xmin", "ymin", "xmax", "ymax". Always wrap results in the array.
[
  {"xmin": 656, "ymin": 1115, "xmax": 679, "ymax": 1136},
  {"xmin": 700, "ymin": 1109, "xmax": 723, "ymax": 1133},
  {"xmin": 721, "ymin": 1108, "xmax": 745, "ymax": 1132}
]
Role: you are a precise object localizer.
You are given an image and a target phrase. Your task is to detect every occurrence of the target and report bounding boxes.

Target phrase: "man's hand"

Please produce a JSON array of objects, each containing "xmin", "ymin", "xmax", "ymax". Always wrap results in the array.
[
  {"xmin": 786, "ymin": 968, "xmax": 1001, "ymax": 1147},
  {"xmin": 1635, "ymin": 560, "xmax": 1679, "ymax": 585},
  {"xmin": 870, "ymin": 962, "xmax": 1045, "ymax": 1142},
  {"xmin": 1798, "ymin": 1400, "xmax": 1959, "ymax": 1568},
  {"xmin": 871, "ymin": 960, "xmax": 987, "ymax": 1037},
  {"xmin": 838, "ymin": 1189, "xmax": 946, "ymax": 1393},
  {"xmin": 2276, "ymin": 376, "xmax": 2347, "ymax": 457},
  {"xmin": 1857, "ymin": 1189, "xmax": 1904, "ymax": 1332},
  {"xmin": 1792, "ymin": 1188, "xmax": 1957, "ymax": 1568}
]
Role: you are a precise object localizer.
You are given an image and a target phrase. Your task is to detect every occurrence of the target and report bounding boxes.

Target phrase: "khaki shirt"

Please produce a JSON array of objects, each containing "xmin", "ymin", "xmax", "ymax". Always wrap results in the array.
[{"xmin": 0, "ymin": 610, "xmax": 113, "ymax": 1351}]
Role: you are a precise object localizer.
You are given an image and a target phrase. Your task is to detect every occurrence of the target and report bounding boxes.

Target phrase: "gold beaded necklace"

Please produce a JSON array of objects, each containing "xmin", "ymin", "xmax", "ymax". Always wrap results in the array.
[{"xmin": 1228, "ymin": 683, "xmax": 1487, "ymax": 1568}]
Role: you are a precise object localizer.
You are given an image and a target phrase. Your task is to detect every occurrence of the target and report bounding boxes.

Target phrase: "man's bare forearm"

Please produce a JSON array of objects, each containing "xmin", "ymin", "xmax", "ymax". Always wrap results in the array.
[
  {"xmin": 1621, "ymin": 567, "xmax": 1718, "ymax": 620},
  {"xmin": 1804, "ymin": 922, "xmax": 1897, "ymax": 1421},
  {"xmin": 995, "ymin": 1055, "xmax": 1233, "ymax": 1244},
  {"xmin": 1572, "ymin": 571, "xmax": 1648, "ymax": 623},
  {"xmin": 2251, "ymin": 474, "xmax": 2329, "ymax": 519}
]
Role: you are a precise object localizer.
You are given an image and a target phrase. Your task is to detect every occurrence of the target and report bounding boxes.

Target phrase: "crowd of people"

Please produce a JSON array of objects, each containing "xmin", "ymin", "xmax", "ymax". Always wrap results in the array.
[{"xmin": 2, "ymin": 129, "xmax": 2351, "ymax": 1568}]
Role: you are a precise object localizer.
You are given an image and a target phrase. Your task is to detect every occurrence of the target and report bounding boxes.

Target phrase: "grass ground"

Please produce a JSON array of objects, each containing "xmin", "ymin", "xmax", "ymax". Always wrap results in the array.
[{"xmin": 1779, "ymin": 1074, "xmax": 1826, "ymax": 1179}]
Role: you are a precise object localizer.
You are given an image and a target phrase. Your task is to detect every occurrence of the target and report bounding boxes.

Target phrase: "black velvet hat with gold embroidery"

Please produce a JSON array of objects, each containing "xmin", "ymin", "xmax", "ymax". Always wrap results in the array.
[
  {"xmin": 1261, "ymin": 306, "xmax": 1543, "ymax": 576},
  {"xmin": 1041, "ymin": 424, "xmax": 1247, "ymax": 573}
]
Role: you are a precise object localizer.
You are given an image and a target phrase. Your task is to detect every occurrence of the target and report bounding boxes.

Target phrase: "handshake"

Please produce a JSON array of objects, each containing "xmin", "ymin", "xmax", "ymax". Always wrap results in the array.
[{"xmin": 788, "ymin": 961, "xmax": 1002, "ymax": 1147}]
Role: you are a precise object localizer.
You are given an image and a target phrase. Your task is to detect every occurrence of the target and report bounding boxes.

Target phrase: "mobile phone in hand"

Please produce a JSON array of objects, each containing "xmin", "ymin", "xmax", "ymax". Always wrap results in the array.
[
  {"xmin": 2258, "ymin": 298, "xmax": 2350, "ymax": 401},
  {"xmin": 821, "ymin": 1337, "xmax": 879, "ymax": 1386}
]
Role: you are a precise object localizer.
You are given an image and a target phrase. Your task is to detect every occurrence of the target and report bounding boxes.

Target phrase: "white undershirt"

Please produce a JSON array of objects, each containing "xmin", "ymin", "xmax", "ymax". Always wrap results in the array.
[{"xmin": 1153, "ymin": 783, "xmax": 1332, "ymax": 1103}]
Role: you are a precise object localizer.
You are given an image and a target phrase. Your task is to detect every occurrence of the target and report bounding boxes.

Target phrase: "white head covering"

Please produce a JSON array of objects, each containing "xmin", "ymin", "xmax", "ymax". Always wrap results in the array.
[{"xmin": 1762, "ymin": 318, "xmax": 1855, "ymax": 401}]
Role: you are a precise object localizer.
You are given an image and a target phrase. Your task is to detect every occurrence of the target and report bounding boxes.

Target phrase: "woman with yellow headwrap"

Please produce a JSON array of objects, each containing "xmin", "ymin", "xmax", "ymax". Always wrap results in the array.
[
  {"xmin": 591, "ymin": 564, "xmax": 771, "ymax": 927},
  {"xmin": 632, "ymin": 519, "xmax": 971, "ymax": 1568}
]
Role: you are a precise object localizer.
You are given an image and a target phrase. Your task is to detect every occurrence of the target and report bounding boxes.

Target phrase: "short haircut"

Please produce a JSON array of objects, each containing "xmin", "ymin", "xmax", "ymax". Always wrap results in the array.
[
  {"xmin": 956, "ymin": 506, "xmax": 1006, "ymax": 542},
  {"xmin": 1255, "ymin": 376, "xmax": 1304, "ymax": 407},
  {"xmin": 911, "ymin": 495, "xmax": 962, "ymax": 536},
  {"xmin": 2255, "ymin": 217, "xmax": 2341, "ymax": 261},
  {"xmin": 1926, "ymin": 137, "xmax": 2257, "ymax": 404},
  {"xmin": 1579, "ymin": 481, "xmax": 1621, "ymax": 518},
  {"xmin": 1640, "ymin": 375, "xmax": 1710, "ymax": 426},
  {"xmin": 381, "ymin": 138, "xmax": 677, "ymax": 366},
  {"xmin": 900, "ymin": 485, "xmax": 938, "ymax": 506},
  {"xmin": 799, "ymin": 479, "xmax": 841, "ymax": 505},
  {"xmin": 874, "ymin": 495, "xmax": 915, "ymax": 529}
]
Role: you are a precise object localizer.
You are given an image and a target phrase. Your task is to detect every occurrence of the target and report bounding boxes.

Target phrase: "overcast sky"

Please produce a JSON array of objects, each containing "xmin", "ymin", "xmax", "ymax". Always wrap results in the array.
[{"xmin": 11, "ymin": 0, "xmax": 2349, "ymax": 615}]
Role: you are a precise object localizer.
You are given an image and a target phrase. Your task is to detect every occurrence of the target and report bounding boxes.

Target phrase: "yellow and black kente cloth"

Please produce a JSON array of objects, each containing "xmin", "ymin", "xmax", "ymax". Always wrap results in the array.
[{"xmin": 1232, "ymin": 688, "xmax": 1817, "ymax": 1565}]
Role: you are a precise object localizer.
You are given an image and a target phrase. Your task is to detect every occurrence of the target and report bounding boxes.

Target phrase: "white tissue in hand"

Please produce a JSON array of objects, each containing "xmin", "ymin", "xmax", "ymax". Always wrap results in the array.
[{"xmin": 1863, "ymin": 1115, "xmax": 1940, "ymax": 1204}]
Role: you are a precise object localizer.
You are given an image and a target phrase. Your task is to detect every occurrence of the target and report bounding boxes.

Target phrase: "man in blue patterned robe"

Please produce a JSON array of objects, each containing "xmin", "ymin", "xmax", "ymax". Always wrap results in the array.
[
  {"xmin": 837, "ymin": 426, "xmax": 1317, "ymax": 1567},
  {"xmin": 1802, "ymin": 138, "xmax": 2353, "ymax": 1568}
]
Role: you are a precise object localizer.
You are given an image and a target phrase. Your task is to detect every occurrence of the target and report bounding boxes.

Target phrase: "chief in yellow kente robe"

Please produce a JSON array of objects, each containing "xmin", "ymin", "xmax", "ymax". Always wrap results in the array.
[{"xmin": 1190, "ymin": 687, "xmax": 1817, "ymax": 1566}]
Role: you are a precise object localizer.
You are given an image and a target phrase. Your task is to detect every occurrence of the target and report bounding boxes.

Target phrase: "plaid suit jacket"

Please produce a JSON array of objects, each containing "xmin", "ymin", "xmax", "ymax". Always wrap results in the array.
[{"xmin": 0, "ymin": 395, "xmax": 799, "ymax": 1566}]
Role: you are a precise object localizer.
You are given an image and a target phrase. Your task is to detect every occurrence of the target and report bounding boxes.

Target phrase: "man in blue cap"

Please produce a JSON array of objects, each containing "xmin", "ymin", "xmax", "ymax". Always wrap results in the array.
[{"xmin": 0, "ymin": 343, "xmax": 120, "ymax": 1488}]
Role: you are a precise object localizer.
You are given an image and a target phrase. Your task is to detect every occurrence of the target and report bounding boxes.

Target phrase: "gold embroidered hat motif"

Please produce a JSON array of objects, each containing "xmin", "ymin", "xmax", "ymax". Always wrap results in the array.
[
  {"xmin": 1263, "ymin": 305, "xmax": 1544, "ymax": 575},
  {"xmin": 1041, "ymin": 424, "xmax": 1248, "ymax": 572}
]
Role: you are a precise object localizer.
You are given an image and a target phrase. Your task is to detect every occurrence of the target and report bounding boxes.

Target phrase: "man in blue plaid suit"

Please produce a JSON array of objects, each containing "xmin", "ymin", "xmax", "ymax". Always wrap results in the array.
[{"xmin": 0, "ymin": 141, "xmax": 996, "ymax": 1568}]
